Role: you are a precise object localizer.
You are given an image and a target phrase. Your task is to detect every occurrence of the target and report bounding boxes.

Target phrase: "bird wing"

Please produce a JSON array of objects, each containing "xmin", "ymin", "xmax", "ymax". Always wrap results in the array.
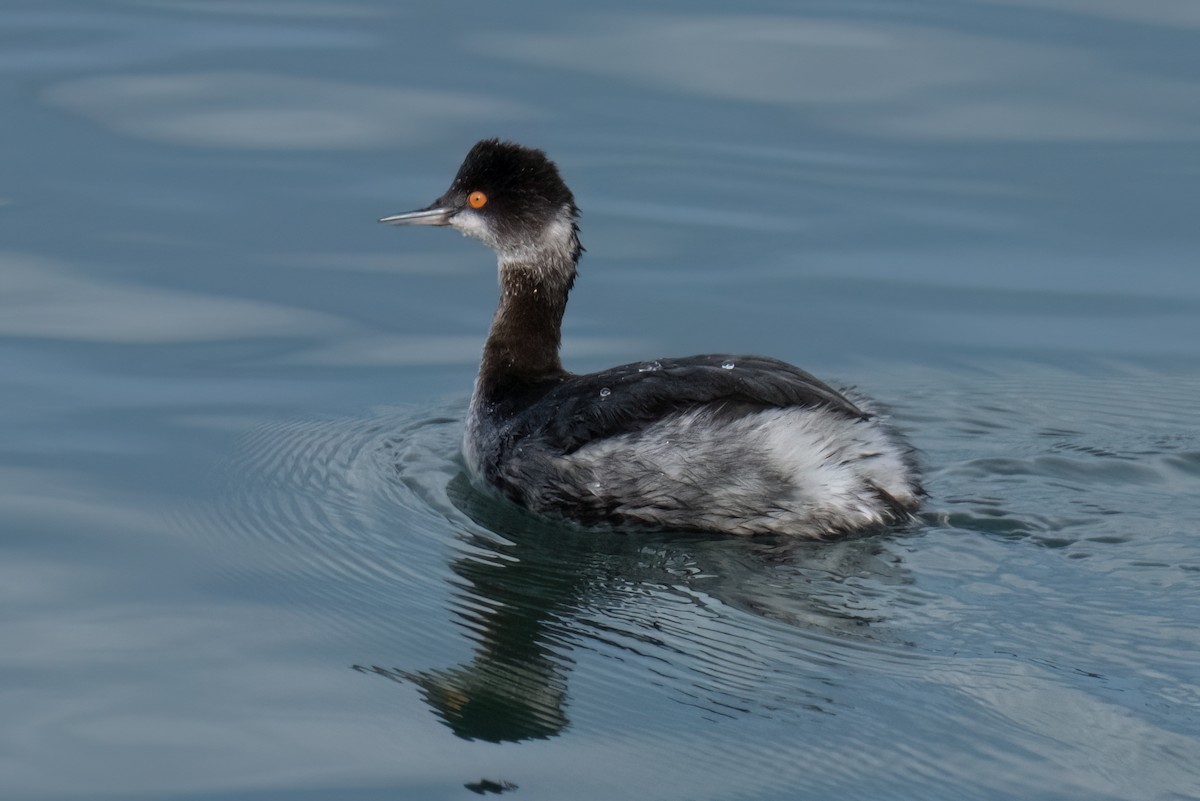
[{"xmin": 503, "ymin": 354, "xmax": 867, "ymax": 454}]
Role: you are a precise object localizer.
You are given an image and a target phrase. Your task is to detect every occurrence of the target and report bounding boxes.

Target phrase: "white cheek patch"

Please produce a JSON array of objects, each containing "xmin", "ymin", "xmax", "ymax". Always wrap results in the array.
[{"xmin": 450, "ymin": 208, "xmax": 492, "ymax": 242}]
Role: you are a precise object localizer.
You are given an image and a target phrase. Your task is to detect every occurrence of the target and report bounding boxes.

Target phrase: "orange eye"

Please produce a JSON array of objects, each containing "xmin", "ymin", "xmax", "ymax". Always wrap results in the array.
[{"xmin": 468, "ymin": 191, "xmax": 488, "ymax": 209}]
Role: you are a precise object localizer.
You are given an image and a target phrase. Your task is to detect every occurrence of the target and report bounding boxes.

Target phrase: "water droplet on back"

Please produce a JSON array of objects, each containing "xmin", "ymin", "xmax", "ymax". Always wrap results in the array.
[
  {"xmin": 599, "ymin": 387, "xmax": 611, "ymax": 398},
  {"xmin": 721, "ymin": 360, "xmax": 736, "ymax": 370},
  {"xmin": 638, "ymin": 360, "xmax": 662, "ymax": 372}
]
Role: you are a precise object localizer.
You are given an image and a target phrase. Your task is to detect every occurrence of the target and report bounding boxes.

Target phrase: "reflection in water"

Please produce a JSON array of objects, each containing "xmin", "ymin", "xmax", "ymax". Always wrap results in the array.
[
  {"xmin": 362, "ymin": 471, "xmax": 912, "ymax": 742},
  {"xmin": 189, "ymin": 374, "xmax": 1200, "ymax": 797},
  {"xmin": 356, "ymin": 480, "xmax": 578, "ymax": 741},
  {"xmin": 8, "ymin": 0, "xmax": 1200, "ymax": 794},
  {"xmin": 464, "ymin": 778, "xmax": 519, "ymax": 795},
  {"xmin": 355, "ymin": 519, "xmax": 572, "ymax": 742}
]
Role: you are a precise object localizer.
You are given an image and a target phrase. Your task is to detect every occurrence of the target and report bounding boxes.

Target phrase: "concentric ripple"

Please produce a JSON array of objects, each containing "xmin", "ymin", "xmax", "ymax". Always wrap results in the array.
[
  {"xmin": 194, "ymin": 402, "xmax": 467, "ymax": 629},
  {"xmin": 186, "ymin": 398, "xmax": 939, "ymax": 743},
  {"xmin": 179, "ymin": 366, "xmax": 1200, "ymax": 797}
]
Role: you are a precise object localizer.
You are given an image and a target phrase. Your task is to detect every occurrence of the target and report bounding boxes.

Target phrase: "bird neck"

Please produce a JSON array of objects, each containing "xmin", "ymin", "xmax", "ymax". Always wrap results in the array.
[{"xmin": 478, "ymin": 257, "xmax": 575, "ymax": 395}]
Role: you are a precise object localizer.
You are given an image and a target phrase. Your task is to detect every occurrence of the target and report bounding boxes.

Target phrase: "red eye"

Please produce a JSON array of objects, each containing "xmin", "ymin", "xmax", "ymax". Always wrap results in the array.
[{"xmin": 468, "ymin": 191, "xmax": 488, "ymax": 209}]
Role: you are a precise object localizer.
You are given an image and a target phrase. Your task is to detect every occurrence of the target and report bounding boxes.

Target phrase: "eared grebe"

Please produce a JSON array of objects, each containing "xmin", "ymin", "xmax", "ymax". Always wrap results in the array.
[{"xmin": 381, "ymin": 139, "xmax": 921, "ymax": 537}]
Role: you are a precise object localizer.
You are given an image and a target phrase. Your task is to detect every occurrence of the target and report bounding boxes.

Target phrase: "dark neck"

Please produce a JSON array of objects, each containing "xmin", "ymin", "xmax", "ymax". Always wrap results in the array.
[{"xmin": 478, "ymin": 259, "xmax": 574, "ymax": 397}]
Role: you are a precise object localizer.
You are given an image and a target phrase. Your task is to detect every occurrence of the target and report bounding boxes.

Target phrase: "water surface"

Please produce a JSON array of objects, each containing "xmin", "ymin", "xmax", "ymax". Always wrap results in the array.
[{"xmin": 2, "ymin": 1, "xmax": 1199, "ymax": 799}]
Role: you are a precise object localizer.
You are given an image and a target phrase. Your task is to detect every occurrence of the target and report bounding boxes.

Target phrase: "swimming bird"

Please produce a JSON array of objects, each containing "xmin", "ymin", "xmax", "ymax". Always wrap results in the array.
[{"xmin": 381, "ymin": 139, "xmax": 921, "ymax": 537}]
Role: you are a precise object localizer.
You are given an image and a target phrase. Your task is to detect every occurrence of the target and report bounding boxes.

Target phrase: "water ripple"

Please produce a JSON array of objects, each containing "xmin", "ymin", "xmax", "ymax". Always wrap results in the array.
[
  {"xmin": 187, "ymin": 399, "xmax": 940, "ymax": 746},
  {"xmin": 178, "ymin": 365, "xmax": 1200, "ymax": 796}
]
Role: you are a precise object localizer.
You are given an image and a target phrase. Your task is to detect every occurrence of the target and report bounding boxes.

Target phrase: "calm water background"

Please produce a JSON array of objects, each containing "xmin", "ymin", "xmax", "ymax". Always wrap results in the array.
[{"xmin": 3, "ymin": 1, "xmax": 1200, "ymax": 799}]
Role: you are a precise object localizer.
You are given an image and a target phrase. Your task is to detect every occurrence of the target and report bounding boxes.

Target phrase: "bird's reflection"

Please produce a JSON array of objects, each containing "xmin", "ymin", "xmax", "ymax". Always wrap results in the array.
[{"xmin": 359, "ymin": 472, "xmax": 913, "ymax": 743}]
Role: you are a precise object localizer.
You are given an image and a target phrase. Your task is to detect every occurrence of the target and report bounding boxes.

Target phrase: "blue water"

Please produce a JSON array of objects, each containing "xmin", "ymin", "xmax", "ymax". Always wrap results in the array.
[{"xmin": 3, "ymin": 2, "xmax": 1199, "ymax": 799}]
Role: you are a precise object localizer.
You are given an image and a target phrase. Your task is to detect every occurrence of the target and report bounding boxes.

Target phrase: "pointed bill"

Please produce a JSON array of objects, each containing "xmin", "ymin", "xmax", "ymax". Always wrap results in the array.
[{"xmin": 378, "ymin": 206, "xmax": 455, "ymax": 226}]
